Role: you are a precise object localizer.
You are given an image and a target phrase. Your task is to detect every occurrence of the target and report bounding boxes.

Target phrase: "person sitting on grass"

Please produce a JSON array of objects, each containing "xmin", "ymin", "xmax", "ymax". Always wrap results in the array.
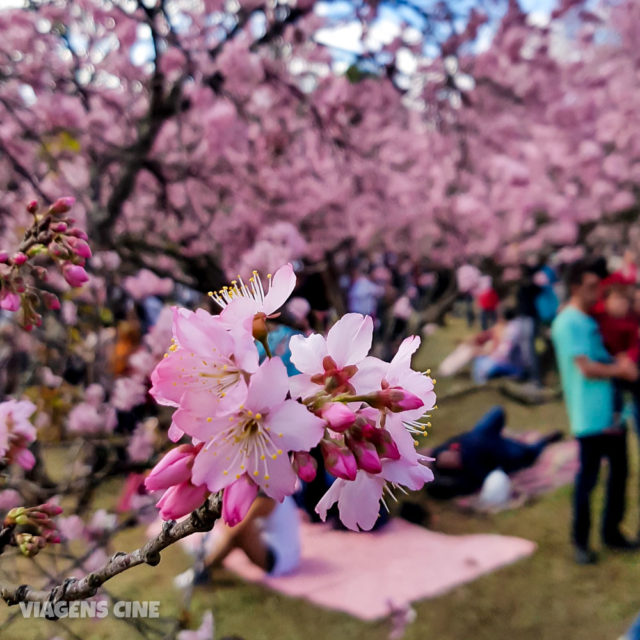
[
  {"xmin": 426, "ymin": 405, "xmax": 562, "ymax": 500},
  {"xmin": 175, "ymin": 494, "xmax": 301, "ymax": 587}
]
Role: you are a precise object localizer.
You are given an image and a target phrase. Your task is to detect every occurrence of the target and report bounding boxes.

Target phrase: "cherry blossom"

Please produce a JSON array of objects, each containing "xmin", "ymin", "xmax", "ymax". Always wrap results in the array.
[
  {"xmin": 188, "ymin": 357, "xmax": 325, "ymax": 501},
  {"xmin": 150, "ymin": 307, "xmax": 259, "ymax": 421},
  {"xmin": 0, "ymin": 399, "xmax": 37, "ymax": 470},
  {"xmin": 288, "ymin": 313, "xmax": 374, "ymax": 400}
]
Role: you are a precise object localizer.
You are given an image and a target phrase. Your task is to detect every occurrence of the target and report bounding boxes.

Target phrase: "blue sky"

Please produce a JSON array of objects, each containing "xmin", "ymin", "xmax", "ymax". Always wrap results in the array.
[{"xmin": 314, "ymin": 0, "xmax": 563, "ymax": 67}]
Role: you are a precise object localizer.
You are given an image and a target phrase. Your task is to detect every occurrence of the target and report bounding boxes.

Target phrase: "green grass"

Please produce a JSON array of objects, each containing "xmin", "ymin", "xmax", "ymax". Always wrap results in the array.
[{"xmin": 2, "ymin": 317, "xmax": 639, "ymax": 639}]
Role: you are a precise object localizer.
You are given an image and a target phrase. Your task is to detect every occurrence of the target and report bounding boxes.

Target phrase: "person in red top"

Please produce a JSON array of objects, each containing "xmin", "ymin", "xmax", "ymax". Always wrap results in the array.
[
  {"xmin": 591, "ymin": 272, "xmax": 640, "ymax": 434},
  {"xmin": 592, "ymin": 273, "xmax": 639, "ymax": 362},
  {"xmin": 476, "ymin": 275, "xmax": 500, "ymax": 330}
]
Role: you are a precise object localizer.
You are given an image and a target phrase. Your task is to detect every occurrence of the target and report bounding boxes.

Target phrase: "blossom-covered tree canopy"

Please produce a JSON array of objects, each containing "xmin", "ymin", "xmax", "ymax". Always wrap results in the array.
[{"xmin": 0, "ymin": 0, "xmax": 637, "ymax": 288}]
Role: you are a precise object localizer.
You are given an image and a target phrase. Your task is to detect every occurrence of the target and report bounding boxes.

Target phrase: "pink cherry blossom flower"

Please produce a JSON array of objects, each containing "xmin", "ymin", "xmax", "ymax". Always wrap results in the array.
[
  {"xmin": 126, "ymin": 420, "xmax": 157, "ymax": 463},
  {"xmin": 67, "ymin": 401, "xmax": 117, "ymax": 435},
  {"xmin": 57, "ymin": 515, "xmax": 87, "ymax": 542},
  {"xmin": 351, "ymin": 336, "xmax": 436, "ymax": 438},
  {"xmin": 289, "ymin": 313, "xmax": 374, "ymax": 400},
  {"xmin": 316, "ymin": 455, "xmax": 434, "ymax": 531},
  {"xmin": 210, "ymin": 262, "xmax": 296, "ymax": 321},
  {"xmin": 123, "ymin": 269, "xmax": 174, "ymax": 301},
  {"xmin": 0, "ymin": 399, "xmax": 37, "ymax": 470},
  {"xmin": 0, "ymin": 291, "xmax": 20, "ymax": 312},
  {"xmin": 150, "ymin": 307, "xmax": 259, "ymax": 424},
  {"xmin": 0, "ymin": 489, "xmax": 22, "ymax": 511},
  {"xmin": 112, "ymin": 376, "xmax": 148, "ymax": 411},
  {"xmin": 188, "ymin": 357, "xmax": 325, "ymax": 501},
  {"xmin": 222, "ymin": 474, "xmax": 259, "ymax": 526}
]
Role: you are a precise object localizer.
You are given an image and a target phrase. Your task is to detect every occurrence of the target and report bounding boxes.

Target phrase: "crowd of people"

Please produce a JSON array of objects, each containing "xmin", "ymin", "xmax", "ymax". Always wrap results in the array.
[{"xmin": 435, "ymin": 251, "xmax": 640, "ymax": 573}]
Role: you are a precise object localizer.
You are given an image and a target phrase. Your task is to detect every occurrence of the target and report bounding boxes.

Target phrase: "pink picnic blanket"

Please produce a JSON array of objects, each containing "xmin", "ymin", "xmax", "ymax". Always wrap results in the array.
[
  {"xmin": 223, "ymin": 518, "xmax": 536, "ymax": 620},
  {"xmin": 453, "ymin": 432, "xmax": 579, "ymax": 512}
]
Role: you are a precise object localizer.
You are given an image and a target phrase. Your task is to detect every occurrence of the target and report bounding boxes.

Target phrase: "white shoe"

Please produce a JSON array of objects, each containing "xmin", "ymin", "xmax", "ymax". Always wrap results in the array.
[{"xmin": 173, "ymin": 568, "xmax": 195, "ymax": 590}]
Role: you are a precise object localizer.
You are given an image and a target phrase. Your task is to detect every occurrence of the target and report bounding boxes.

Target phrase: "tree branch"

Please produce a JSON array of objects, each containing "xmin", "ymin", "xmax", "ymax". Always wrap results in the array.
[{"xmin": 0, "ymin": 494, "xmax": 221, "ymax": 607}]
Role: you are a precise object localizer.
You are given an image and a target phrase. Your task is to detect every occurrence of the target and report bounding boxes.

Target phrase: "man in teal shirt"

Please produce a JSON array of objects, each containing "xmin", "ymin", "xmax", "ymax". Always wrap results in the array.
[{"xmin": 551, "ymin": 258, "xmax": 638, "ymax": 564}]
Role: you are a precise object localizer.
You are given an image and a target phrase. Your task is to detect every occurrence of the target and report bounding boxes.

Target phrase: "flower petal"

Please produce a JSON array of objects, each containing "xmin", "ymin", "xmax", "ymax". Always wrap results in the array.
[
  {"xmin": 327, "ymin": 314, "xmax": 373, "ymax": 367},
  {"xmin": 315, "ymin": 478, "xmax": 344, "ymax": 522},
  {"xmin": 246, "ymin": 358, "xmax": 289, "ymax": 413},
  {"xmin": 381, "ymin": 458, "xmax": 434, "ymax": 490},
  {"xmin": 385, "ymin": 414, "xmax": 419, "ymax": 463},
  {"xmin": 288, "ymin": 374, "xmax": 320, "ymax": 401},
  {"xmin": 350, "ymin": 356, "xmax": 387, "ymax": 395},
  {"xmin": 173, "ymin": 307, "xmax": 233, "ymax": 356},
  {"xmin": 191, "ymin": 440, "xmax": 244, "ymax": 492},
  {"xmin": 178, "ymin": 377, "xmax": 249, "ymax": 418},
  {"xmin": 261, "ymin": 263, "xmax": 296, "ymax": 316},
  {"xmin": 337, "ymin": 471, "xmax": 385, "ymax": 531},
  {"xmin": 253, "ymin": 452, "xmax": 298, "ymax": 501},
  {"xmin": 264, "ymin": 400, "xmax": 325, "ymax": 452},
  {"xmin": 289, "ymin": 333, "xmax": 328, "ymax": 375},
  {"xmin": 388, "ymin": 336, "xmax": 421, "ymax": 379}
]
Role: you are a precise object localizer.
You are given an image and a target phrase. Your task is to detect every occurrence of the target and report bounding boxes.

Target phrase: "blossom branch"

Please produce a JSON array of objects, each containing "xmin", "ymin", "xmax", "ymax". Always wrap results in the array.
[{"xmin": 0, "ymin": 494, "xmax": 221, "ymax": 607}]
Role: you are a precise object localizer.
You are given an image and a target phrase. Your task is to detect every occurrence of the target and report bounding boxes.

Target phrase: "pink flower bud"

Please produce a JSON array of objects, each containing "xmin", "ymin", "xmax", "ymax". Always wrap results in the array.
[
  {"xmin": 67, "ymin": 237, "xmax": 92, "ymax": 259},
  {"xmin": 320, "ymin": 403, "xmax": 357, "ymax": 433},
  {"xmin": 48, "ymin": 242, "xmax": 67, "ymax": 258},
  {"xmin": 12, "ymin": 253, "xmax": 27, "ymax": 266},
  {"xmin": 292, "ymin": 451, "xmax": 317, "ymax": 482},
  {"xmin": 50, "ymin": 197, "xmax": 75, "ymax": 214},
  {"xmin": 67, "ymin": 227, "xmax": 88, "ymax": 241},
  {"xmin": 62, "ymin": 264, "xmax": 89, "ymax": 288},
  {"xmin": 320, "ymin": 440, "xmax": 357, "ymax": 480},
  {"xmin": 51, "ymin": 222, "xmax": 68, "ymax": 233},
  {"xmin": 0, "ymin": 251, "xmax": 8, "ymax": 263},
  {"xmin": 14, "ymin": 447, "xmax": 35, "ymax": 470},
  {"xmin": 43, "ymin": 292, "xmax": 61, "ymax": 311},
  {"xmin": 346, "ymin": 435, "xmax": 382, "ymax": 474},
  {"xmin": 371, "ymin": 387, "xmax": 424, "ymax": 413},
  {"xmin": 222, "ymin": 475, "xmax": 259, "ymax": 527},
  {"xmin": 43, "ymin": 531, "xmax": 61, "ymax": 544},
  {"xmin": 32, "ymin": 266, "xmax": 47, "ymax": 280},
  {"xmin": 0, "ymin": 291, "xmax": 20, "ymax": 312},
  {"xmin": 13, "ymin": 277, "xmax": 26, "ymax": 293},
  {"xmin": 145, "ymin": 444, "xmax": 200, "ymax": 491},
  {"xmin": 26, "ymin": 200, "xmax": 38, "ymax": 214},
  {"xmin": 155, "ymin": 481, "xmax": 208, "ymax": 520},
  {"xmin": 370, "ymin": 427, "xmax": 401, "ymax": 461},
  {"xmin": 37, "ymin": 503, "xmax": 64, "ymax": 517}
]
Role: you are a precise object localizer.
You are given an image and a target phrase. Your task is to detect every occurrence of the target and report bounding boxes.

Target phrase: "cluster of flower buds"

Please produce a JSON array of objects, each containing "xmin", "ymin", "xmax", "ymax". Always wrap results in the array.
[
  {"xmin": 310, "ymin": 385, "xmax": 426, "ymax": 481},
  {"xmin": 4, "ymin": 503, "xmax": 63, "ymax": 557},
  {"xmin": 0, "ymin": 197, "xmax": 90, "ymax": 329}
]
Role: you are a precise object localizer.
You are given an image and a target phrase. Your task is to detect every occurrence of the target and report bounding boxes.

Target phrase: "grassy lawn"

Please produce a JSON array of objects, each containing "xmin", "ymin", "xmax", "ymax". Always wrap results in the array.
[{"xmin": 2, "ymin": 317, "xmax": 640, "ymax": 640}]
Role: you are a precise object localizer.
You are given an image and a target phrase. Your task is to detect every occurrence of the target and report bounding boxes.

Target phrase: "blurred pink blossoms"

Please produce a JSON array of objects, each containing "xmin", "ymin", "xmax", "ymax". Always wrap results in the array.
[
  {"xmin": 146, "ymin": 264, "xmax": 435, "ymax": 530},
  {"xmin": 0, "ymin": 399, "xmax": 37, "ymax": 470}
]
